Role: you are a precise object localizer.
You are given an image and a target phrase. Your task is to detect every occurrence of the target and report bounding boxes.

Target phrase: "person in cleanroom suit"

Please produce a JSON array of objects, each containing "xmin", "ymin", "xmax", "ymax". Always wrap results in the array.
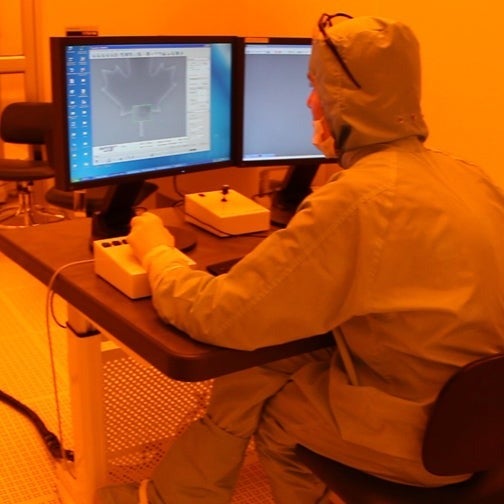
[{"xmin": 97, "ymin": 14, "xmax": 504, "ymax": 504}]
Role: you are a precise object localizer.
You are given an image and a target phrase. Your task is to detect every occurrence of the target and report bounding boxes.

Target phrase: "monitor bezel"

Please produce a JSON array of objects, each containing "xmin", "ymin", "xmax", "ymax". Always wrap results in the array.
[
  {"xmin": 234, "ymin": 36, "xmax": 327, "ymax": 168},
  {"xmin": 50, "ymin": 34, "xmax": 239, "ymax": 192}
]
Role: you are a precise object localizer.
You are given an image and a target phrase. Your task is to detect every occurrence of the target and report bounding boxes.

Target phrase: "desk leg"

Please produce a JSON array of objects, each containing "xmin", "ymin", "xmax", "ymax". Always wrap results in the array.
[{"xmin": 55, "ymin": 305, "xmax": 108, "ymax": 504}]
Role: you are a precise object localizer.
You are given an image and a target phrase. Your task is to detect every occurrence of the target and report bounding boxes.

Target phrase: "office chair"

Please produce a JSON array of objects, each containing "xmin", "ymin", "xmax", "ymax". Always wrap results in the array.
[
  {"xmin": 0, "ymin": 102, "xmax": 65, "ymax": 228},
  {"xmin": 295, "ymin": 352, "xmax": 504, "ymax": 504}
]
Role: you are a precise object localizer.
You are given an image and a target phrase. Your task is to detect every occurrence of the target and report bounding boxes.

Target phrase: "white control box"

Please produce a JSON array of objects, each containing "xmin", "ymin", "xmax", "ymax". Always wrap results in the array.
[
  {"xmin": 93, "ymin": 236, "xmax": 195, "ymax": 299},
  {"xmin": 184, "ymin": 188, "xmax": 270, "ymax": 237}
]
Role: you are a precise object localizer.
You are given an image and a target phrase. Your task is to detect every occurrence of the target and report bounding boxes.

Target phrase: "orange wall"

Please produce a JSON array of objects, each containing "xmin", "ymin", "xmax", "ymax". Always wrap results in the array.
[
  {"xmin": 2, "ymin": 1, "xmax": 504, "ymax": 185},
  {"xmin": 0, "ymin": 3, "xmax": 24, "ymax": 106}
]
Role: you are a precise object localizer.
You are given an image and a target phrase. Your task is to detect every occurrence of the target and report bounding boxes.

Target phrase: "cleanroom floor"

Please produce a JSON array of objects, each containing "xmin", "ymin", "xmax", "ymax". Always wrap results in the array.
[{"xmin": 0, "ymin": 249, "xmax": 274, "ymax": 504}]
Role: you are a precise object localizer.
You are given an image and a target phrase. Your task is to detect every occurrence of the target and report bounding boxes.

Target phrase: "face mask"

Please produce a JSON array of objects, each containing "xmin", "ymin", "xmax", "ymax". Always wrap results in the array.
[{"xmin": 312, "ymin": 119, "xmax": 337, "ymax": 158}]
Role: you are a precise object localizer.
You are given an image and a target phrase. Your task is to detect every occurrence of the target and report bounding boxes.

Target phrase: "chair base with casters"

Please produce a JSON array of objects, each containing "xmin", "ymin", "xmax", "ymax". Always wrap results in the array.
[
  {"xmin": 295, "ymin": 352, "xmax": 504, "ymax": 504},
  {"xmin": 0, "ymin": 161, "xmax": 66, "ymax": 229}
]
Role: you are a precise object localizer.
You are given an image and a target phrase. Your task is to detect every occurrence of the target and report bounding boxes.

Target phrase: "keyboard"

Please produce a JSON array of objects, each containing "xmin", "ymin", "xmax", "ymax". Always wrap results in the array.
[{"xmin": 206, "ymin": 257, "xmax": 242, "ymax": 276}]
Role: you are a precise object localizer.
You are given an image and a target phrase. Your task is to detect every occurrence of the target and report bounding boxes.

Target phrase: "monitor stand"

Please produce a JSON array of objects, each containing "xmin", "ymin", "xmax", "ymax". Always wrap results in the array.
[
  {"xmin": 90, "ymin": 181, "xmax": 197, "ymax": 252},
  {"xmin": 269, "ymin": 164, "xmax": 319, "ymax": 227}
]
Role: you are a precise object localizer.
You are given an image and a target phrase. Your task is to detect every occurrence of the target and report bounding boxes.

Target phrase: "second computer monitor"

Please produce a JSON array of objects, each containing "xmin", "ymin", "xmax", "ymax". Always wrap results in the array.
[{"xmin": 236, "ymin": 37, "xmax": 324, "ymax": 166}]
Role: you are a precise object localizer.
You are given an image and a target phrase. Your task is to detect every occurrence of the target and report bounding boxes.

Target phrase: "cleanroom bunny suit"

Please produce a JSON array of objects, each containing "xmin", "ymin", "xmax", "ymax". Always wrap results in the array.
[{"xmin": 98, "ymin": 15, "xmax": 504, "ymax": 504}]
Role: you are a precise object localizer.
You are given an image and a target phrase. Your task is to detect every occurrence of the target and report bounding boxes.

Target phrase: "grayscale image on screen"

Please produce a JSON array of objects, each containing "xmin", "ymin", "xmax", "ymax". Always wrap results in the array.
[{"xmin": 90, "ymin": 56, "xmax": 187, "ymax": 146}]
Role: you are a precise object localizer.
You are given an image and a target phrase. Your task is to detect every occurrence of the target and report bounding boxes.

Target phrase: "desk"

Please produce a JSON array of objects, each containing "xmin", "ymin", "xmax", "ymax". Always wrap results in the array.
[{"xmin": 0, "ymin": 208, "xmax": 333, "ymax": 503}]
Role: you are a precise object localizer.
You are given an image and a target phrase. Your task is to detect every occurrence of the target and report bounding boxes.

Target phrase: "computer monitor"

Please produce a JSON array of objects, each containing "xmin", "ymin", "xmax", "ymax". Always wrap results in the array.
[
  {"xmin": 50, "ymin": 35, "xmax": 237, "ymax": 242},
  {"xmin": 236, "ymin": 37, "xmax": 331, "ymax": 226}
]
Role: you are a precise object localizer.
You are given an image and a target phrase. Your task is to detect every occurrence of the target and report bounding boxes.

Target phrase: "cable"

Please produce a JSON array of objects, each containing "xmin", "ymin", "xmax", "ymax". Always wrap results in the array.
[
  {"xmin": 172, "ymin": 175, "xmax": 185, "ymax": 200},
  {"xmin": 0, "ymin": 388, "xmax": 74, "ymax": 461},
  {"xmin": 0, "ymin": 259, "xmax": 94, "ymax": 462},
  {"xmin": 45, "ymin": 259, "xmax": 95, "ymax": 462},
  {"xmin": 48, "ymin": 288, "xmax": 66, "ymax": 328}
]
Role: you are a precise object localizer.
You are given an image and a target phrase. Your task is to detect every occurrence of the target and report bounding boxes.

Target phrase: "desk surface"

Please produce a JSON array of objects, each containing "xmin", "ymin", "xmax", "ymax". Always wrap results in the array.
[{"xmin": 0, "ymin": 208, "xmax": 333, "ymax": 381}]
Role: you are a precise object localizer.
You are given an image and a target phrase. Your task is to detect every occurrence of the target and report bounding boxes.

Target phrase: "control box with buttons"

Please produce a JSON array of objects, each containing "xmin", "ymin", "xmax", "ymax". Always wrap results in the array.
[{"xmin": 93, "ymin": 237, "xmax": 195, "ymax": 299}]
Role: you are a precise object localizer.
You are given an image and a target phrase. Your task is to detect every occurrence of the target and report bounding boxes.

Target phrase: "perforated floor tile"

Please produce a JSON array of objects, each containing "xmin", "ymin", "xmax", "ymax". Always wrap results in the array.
[{"xmin": 0, "ymin": 251, "xmax": 274, "ymax": 503}]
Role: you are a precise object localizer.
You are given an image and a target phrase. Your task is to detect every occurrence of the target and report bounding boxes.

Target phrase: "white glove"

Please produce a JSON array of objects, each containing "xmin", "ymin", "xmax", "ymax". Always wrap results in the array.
[{"xmin": 128, "ymin": 212, "xmax": 175, "ymax": 265}]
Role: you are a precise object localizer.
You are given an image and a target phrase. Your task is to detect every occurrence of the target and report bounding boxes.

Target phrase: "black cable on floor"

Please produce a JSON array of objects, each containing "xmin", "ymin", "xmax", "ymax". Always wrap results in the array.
[{"xmin": 0, "ymin": 388, "xmax": 74, "ymax": 461}]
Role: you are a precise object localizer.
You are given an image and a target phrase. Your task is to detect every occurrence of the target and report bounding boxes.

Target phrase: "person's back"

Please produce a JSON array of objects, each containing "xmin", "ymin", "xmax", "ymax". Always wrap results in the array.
[
  {"xmin": 348, "ymin": 144, "xmax": 504, "ymax": 397},
  {"xmin": 311, "ymin": 135, "xmax": 504, "ymax": 477}
]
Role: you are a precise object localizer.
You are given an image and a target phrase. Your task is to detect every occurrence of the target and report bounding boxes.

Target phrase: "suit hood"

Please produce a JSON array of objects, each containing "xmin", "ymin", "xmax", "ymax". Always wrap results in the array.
[{"xmin": 309, "ymin": 16, "xmax": 428, "ymax": 153}]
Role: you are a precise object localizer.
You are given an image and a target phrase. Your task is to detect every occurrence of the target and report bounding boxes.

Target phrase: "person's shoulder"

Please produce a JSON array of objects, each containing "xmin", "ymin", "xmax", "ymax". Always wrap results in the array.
[
  {"xmin": 327, "ymin": 154, "xmax": 398, "ymax": 194},
  {"xmin": 301, "ymin": 159, "xmax": 396, "ymax": 218},
  {"xmin": 428, "ymin": 148, "xmax": 504, "ymax": 189}
]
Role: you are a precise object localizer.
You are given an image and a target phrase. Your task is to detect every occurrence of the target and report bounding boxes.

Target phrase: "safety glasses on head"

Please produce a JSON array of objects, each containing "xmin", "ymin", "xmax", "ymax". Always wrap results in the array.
[{"xmin": 318, "ymin": 12, "xmax": 362, "ymax": 89}]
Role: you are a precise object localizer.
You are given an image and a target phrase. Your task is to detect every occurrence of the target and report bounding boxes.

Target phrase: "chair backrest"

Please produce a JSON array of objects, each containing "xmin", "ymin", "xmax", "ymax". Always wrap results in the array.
[
  {"xmin": 422, "ymin": 352, "xmax": 504, "ymax": 476},
  {"xmin": 0, "ymin": 102, "xmax": 53, "ymax": 145}
]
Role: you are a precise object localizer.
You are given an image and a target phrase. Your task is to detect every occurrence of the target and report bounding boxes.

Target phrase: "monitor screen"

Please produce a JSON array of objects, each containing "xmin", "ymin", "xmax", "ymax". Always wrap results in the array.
[
  {"xmin": 235, "ymin": 38, "xmax": 327, "ymax": 226},
  {"xmin": 236, "ymin": 37, "xmax": 323, "ymax": 166},
  {"xmin": 50, "ymin": 35, "xmax": 237, "ymax": 191}
]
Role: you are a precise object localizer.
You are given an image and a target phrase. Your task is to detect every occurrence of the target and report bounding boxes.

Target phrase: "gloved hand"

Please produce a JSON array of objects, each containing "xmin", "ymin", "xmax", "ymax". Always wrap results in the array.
[{"xmin": 128, "ymin": 211, "xmax": 175, "ymax": 265}]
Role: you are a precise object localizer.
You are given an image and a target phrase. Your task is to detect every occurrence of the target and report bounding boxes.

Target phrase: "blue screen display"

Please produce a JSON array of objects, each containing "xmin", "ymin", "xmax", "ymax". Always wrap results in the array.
[{"xmin": 59, "ymin": 39, "xmax": 234, "ymax": 187}]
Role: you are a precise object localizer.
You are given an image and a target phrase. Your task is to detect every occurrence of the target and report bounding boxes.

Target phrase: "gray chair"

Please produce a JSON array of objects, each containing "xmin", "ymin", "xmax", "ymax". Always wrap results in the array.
[
  {"xmin": 295, "ymin": 352, "xmax": 504, "ymax": 504},
  {"xmin": 0, "ymin": 102, "xmax": 64, "ymax": 228}
]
